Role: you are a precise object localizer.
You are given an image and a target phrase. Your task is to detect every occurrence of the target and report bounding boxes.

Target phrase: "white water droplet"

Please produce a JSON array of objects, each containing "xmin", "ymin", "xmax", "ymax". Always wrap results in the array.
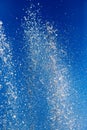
[
  {"xmin": 13, "ymin": 115, "xmax": 16, "ymax": 119},
  {"xmin": 0, "ymin": 21, "xmax": 3, "ymax": 26}
]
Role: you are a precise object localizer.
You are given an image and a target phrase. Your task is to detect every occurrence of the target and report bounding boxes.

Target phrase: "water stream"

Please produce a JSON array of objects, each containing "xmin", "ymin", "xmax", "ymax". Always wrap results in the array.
[{"xmin": 0, "ymin": 5, "xmax": 79, "ymax": 130}]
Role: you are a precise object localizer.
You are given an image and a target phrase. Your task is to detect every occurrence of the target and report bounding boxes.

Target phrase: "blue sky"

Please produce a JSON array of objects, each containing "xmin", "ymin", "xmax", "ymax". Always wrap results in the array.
[{"xmin": 0, "ymin": 0, "xmax": 87, "ymax": 129}]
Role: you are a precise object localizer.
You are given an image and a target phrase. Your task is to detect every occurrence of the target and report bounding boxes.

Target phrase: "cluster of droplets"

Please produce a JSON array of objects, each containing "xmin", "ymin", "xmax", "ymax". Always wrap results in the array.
[
  {"xmin": 0, "ymin": 22, "xmax": 19, "ymax": 130},
  {"xmin": 23, "ymin": 5, "xmax": 79, "ymax": 130},
  {"xmin": 0, "ymin": 4, "xmax": 79, "ymax": 130}
]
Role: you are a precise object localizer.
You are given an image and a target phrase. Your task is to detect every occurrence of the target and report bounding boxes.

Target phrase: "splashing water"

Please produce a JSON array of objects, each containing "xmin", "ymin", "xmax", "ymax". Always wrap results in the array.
[
  {"xmin": 0, "ymin": 22, "xmax": 19, "ymax": 130},
  {"xmin": 0, "ymin": 5, "xmax": 79, "ymax": 130},
  {"xmin": 22, "ymin": 5, "xmax": 79, "ymax": 130}
]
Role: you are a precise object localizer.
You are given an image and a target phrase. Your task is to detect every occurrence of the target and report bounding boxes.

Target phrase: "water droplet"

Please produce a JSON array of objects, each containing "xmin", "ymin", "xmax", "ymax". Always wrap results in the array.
[{"xmin": 0, "ymin": 21, "xmax": 3, "ymax": 26}]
